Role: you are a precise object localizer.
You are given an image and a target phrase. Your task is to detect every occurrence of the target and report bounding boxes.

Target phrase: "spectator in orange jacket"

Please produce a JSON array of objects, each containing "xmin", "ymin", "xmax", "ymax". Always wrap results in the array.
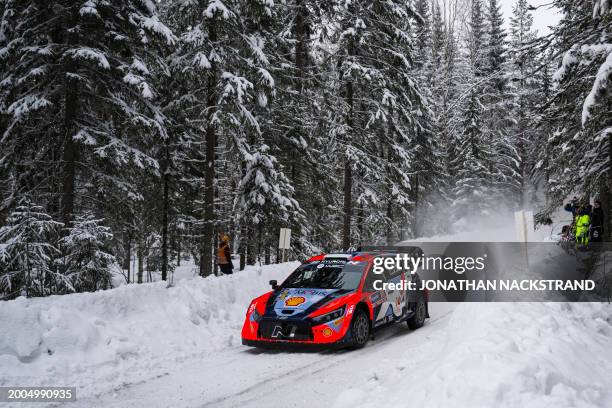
[{"xmin": 217, "ymin": 234, "xmax": 233, "ymax": 274}]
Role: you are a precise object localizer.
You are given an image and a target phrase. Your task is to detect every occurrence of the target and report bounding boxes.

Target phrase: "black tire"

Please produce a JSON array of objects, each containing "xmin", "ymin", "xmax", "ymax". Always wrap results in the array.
[
  {"xmin": 407, "ymin": 294, "xmax": 426, "ymax": 330},
  {"xmin": 348, "ymin": 309, "xmax": 370, "ymax": 349}
]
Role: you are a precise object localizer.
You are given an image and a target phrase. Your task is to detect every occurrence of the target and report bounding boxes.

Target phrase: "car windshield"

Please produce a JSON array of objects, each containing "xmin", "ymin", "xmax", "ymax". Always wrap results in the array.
[{"xmin": 281, "ymin": 260, "xmax": 367, "ymax": 290}]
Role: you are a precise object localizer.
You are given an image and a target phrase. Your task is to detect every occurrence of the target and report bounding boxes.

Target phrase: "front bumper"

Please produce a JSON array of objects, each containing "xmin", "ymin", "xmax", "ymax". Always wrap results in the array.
[
  {"xmin": 241, "ymin": 337, "xmax": 350, "ymax": 350},
  {"xmin": 242, "ymin": 314, "xmax": 352, "ymax": 348}
]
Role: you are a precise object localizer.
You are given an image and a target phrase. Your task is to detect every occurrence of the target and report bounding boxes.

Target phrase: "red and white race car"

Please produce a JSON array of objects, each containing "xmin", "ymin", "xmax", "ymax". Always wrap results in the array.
[{"xmin": 242, "ymin": 251, "xmax": 429, "ymax": 349}]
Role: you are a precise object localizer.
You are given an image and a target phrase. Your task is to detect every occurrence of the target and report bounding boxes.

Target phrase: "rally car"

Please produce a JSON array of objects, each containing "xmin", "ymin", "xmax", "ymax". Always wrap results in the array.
[{"xmin": 241, "ymin": 251, "xmax": 429, "ymax": 349}]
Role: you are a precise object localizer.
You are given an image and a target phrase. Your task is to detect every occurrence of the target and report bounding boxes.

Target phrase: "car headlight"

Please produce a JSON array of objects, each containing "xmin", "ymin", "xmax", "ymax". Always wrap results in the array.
[{"xmin": 312, "ymin": 305, "xmax": 346, "ymax": 325}]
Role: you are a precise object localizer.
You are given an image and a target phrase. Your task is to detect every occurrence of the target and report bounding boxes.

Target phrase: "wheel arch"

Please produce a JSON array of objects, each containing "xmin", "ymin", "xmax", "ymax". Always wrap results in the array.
[{"xmin": 354, "ymin": 301, "xmax": 373, "ymax": 326}]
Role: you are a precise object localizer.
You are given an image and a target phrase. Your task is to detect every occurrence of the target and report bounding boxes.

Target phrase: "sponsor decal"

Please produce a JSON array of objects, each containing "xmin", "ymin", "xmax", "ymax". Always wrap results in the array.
[
  {"xmin": 322, "ymin": 259, "xmax": 347, "ymax": 265},
  {"xmin": 347, "ymin": 305, "xmax": 355, "ymax": 315},
  {"xmin": 271, "ymin": 326, "xmax": 283, "ymax": 338},
  {"xmin": 279, "ymin": 290, "xmax": 289, "ymax": 301},
  {"xmin": 248, "ymin": 302, "xmax": 257, "ymax": 314},
  {"xmin": 285, "ymin": 296, "xmax": 306, "ymax": 307},
  {"xmin": 290, "ymin": 289, "xmax": 331, "ymax": 296},
  {"xmin": 322, "ymin": 327, "xmax": 333, "ymax": 337},
  {"xmin": 329, "ymin": 317, "xmax": 344, "ymax": 331},
  {"xmin": 271, "ymin": 325, "xmax": 296, "ymax": 338},
  {"xmin": 273, "ymin": 288, "xmax": 339, "ymax": 316},
  {"xmin": 370, "ymin": 292, "xmax": 384, "ymax": 306}
]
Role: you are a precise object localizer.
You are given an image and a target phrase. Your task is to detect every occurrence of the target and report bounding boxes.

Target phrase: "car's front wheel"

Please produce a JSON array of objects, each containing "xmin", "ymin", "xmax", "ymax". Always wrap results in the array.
[
  {"xmin": 407, "ymin": 294, "xmax": 427, "ymax": 330},
  {"xmin": 349, "ymin": 309, "xmax": 370, "ymax": 349}
]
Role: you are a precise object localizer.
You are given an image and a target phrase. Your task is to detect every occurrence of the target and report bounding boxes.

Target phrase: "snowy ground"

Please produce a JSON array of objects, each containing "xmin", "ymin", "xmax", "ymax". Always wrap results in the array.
[{"xmin": 1, "ymin": 217, "xmax": 612, "ymax": 408}]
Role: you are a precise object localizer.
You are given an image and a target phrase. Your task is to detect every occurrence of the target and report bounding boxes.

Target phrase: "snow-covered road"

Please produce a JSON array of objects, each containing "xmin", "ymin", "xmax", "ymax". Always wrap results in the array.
[{"xmin": 67, "ymin": 303, "xmax": 457, "ymax": 408}]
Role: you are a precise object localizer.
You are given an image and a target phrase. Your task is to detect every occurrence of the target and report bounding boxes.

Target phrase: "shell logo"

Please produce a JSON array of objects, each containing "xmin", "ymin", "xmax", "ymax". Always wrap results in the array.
[
  {"xmin": 284, "ymin": 296, "xmax": 306, "ymax": 307},
  {"xmin": 322, "ymin": 327, "xmax": 333, "ymax": 337}
]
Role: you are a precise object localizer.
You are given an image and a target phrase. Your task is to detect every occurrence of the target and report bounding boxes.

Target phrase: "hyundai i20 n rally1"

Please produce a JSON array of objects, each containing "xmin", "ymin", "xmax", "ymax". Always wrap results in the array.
[{"xmin": 241, "ymin": 251, "xmax": 429, "ymax": 349}]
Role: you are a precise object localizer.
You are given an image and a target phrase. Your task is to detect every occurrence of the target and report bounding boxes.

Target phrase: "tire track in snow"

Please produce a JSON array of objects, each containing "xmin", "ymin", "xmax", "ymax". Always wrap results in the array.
[{"xmin": 199, "ymin": 305, "xmax": 456, "ymax": 408}]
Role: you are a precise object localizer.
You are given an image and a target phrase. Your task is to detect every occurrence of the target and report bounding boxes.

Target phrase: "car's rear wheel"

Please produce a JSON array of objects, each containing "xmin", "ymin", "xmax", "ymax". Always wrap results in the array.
[
  {"xmin": 407, "ymin": 294, "xmax": 426, "ymax": 330},
  {"xmin": 349, "ymin": 309, "xmax": 370, "ymax": 349}
]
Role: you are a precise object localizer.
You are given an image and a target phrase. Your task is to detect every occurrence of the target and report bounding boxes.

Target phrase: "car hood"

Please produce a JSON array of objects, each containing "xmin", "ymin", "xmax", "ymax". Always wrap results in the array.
[{"xmin": 269, "ymin": 288, "xmax": 344, "ymax": 317}]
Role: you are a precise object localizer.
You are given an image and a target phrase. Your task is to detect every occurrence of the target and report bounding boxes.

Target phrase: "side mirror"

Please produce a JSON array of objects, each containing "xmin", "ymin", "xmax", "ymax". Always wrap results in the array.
[{"xmin": 269, "ymin": 280, "xmax": 278, "ymax": 290}]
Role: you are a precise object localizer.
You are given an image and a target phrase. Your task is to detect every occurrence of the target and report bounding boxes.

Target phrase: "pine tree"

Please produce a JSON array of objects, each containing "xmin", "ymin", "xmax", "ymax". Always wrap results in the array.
[
  {"xmin": 57, "ymin": 214, "xmax": 120, "ymax": 292},
  {"xmin": 452, "ymin": 0, "xmax": 492, "ymax": 213},
  {"xmin": 0, "ymin": 200, "xmax": 62, "ymax": 299},
  {"xmin": 483, "ymin": 0, "xmax": 522, "ymax": 205},
  {"xmin": 0, "ymin": 0, "xmax": 175, "ymax": 227},
  {"xmin": 330, "ymin": 0, "xmax": 432, "ymax": 246},
  {"xmin": 539, "ymin": 0, "xmax": 612, "ymax": 237},
  {"xmin": 509, "ymin": 0, "xmax": 540, "ymax": 205}
]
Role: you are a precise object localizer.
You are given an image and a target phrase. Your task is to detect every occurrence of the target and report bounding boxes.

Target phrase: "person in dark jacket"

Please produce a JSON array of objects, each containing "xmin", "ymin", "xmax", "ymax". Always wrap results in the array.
[
  {"xmin": 217, "ymin": 234, "xmax": 234, "ymax": 274},
  {"xmin": 590, "ymin": 200, "xmax": 605, "ymax": 242},
  {"xmin": 564, "ymin": 197, "xmax": 579, "ymax": 216}
]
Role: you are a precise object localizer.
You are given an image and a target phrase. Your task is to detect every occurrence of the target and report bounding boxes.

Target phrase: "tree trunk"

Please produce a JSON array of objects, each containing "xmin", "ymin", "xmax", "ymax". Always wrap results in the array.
[
  {"xmin": 124, "ymin": 236, "xmax": 131, "ymax": 284},
  {"xmin": 176, "ymin": 234, "xmax": 181, "ymax": 266},
  {"xmin": 60, "ymin": 9, "xmax": 80, "ymax": 225},
  {"xmin": 247, "ymin": 225, "xmax": 256, "ymax": 266},
  {"xmin": 239, "ymin": 224, "xmax": 246, "ymax": 270},
  {"xmin": 342, "ymin": 163, "xmax": 353, "ymax": 250},
  {"xmin": 61, "ymin": 76, "xmax": 78, "ymax": 225},
  {"xmin": 386, "ymin": 199, "xmax": 393, "ymax": 245},
  {"xmin": 294, "ymin": 0, "xmax": 308, "ymax": 83},
  {"xmin": 412, "ymin": 174, "xmax": 420, "ymax": 239},
  {"xmin": 342, "ymin": 29, "xmax": 355, "ymax": 251},
  {"xmin": 161, "ymin": 152, "xmax": 169, "ymax": 281},
  {"xmin": 199, "ymin": 74, "xmax": 217, "ymax": 277},
  {"xmin": 137, "ymin": 245, "xmax": 144, "ymax": 284},
  {"xmin": 264, "ymin": 229, "xmax": 271, "ymax": 265},
  {"xmin": 603, "ymin": 137, "xmax": 612, "ymax": 242}
]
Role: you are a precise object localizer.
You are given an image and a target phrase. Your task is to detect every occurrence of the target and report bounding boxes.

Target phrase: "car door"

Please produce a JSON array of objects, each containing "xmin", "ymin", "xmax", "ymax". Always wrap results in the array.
[
  {"xmin": 383, "ymin": 265, "xmax": 404, "ymax": 319},
  {"xmin": 363, "ymin": 265, "xmax": 388, "ymax": 326}
]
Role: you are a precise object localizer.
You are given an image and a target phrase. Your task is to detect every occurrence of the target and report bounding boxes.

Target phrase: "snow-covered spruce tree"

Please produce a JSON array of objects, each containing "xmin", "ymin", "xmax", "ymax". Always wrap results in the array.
[
  {"xmin": 235, "ymin": 143, "xmax": 301, "ymax": 256},
  {"xmin": 509, "ymin": 0, "xmax": 540, "ymax": 205},
  {"xmin": 0, "ymin": 200, "xmax": 62, "ymax": 299},
  {"xmin": 330, "ymin": 0, "xmax": 433, "ymax": 247},
  {"xmin": 0, "ymin": 1, "xmax": 175, "ymax": 229},
  {"xmin": 164, "ymin": 0, "xmax": 297, "ymax": 273},
  {"xmin": 408, "ymin": 0, "xmax": 446, "ymax": 239},
  {"xmin": 232, "ymin": 0, "xmax": 308, "ymax": 263},
  {"xmin": 483, "ymin": 0, "xmax": 522, "ymax": 205},
  {"xmin": 531, "ymin": 52, "xmax": 555, "ymax": 202},
  {"xmin": 56, "ymin": 214, "xmax": 120, "ymax": 293},
  {"xmin": 0, "ymin": 1, "xmax": 16, "ymax": 225},
  {"xmin": 265, "ymin": 0, "xmax": 335, "ymax": 256},
  {"xmin": 538, "ymin": 0, "xmax": 612, "ymax": 237},
  {"xmin": 452, "ymin": 86, "xmax": 492, "ymax": 207},
  {"xmin": 452, "ymin": 0, "xmax": 493, "ymax": 214},
  {"xmin": 422, "ymin": 2, "xmax": 462, "ymax": 235}
]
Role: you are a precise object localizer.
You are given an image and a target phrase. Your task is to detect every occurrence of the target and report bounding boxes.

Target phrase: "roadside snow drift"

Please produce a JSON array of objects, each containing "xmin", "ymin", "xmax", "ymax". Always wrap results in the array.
[
  {"xmin": 0, "ymin": 263, "xmax": 297, "ymax": 399},
  {"xmin": 333, "ymin": 302, "xmax": 612, "ymax": 408}
]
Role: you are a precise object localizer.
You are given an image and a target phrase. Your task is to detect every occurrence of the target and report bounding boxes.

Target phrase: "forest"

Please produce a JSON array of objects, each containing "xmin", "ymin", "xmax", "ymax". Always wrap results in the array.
[{"xmin": 0, "ymin": 0, "xmax": 610, "ymax": 298}]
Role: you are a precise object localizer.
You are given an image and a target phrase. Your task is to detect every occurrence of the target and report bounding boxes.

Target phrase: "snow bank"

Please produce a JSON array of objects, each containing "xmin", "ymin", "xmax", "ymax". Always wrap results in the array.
[
  {"xmin": 0, "ymin": 262, "xmax": 297, "ymax": 399},
  {"xmin": 333, "ymin": 302, "xmax": 612, "ymax": 408}
]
